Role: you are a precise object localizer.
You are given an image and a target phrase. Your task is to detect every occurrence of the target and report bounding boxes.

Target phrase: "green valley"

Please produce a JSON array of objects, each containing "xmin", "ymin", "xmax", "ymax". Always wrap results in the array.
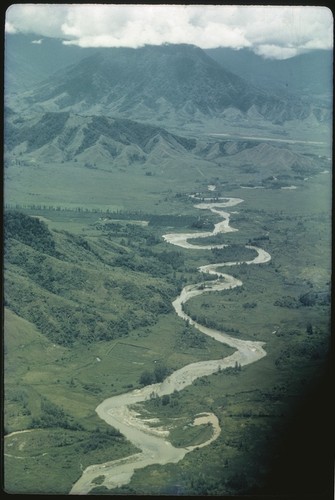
[
  {"xmin": 3, "ymin": 14, "xmax": 333, "ymax": 497},
  {"xmin": 4, "ymin": 167, "xmax": 331, "ymax": 495}
]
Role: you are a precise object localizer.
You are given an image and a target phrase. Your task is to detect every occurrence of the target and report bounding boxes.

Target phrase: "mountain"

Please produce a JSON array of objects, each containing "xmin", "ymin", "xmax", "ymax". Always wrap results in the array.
[
  {"xmin": 5, "ymin": 33, "xmax": 93, "ymax": 94},
  {"xmin": 5, "ymin": 35, "xmax": 332, "ymax": 107},
  {"xmin": 206, "ymin": 48, "xmax": 333, "ymax": 102},
  {"xmin": 7, "ymin": 43, "xmax": 324, "ymax": 129}
]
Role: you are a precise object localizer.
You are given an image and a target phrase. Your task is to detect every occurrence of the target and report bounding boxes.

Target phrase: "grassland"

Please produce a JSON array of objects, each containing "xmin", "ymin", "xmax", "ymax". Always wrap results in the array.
[{"xmin": 3, "ymin": 142, "xmax": 332, "ymax": 496}]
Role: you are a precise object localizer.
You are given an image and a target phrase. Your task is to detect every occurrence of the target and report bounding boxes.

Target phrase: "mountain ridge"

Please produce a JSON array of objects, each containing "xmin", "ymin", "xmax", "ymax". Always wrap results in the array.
[
  {"xmin": 6, "ymin": 34, "xmax": 332, "ymax": 97},
  {"xmin": 205, "ymin": 47, "xmax": 333, "ymax": 100},
  {"xmin": 5, "ymin": 109, "xmax": 321, "ymax": 179},
  {"xmin": 4, "ymin": 111, "xmax": 197, "ymax": 165},
  {"xmin": 7, "ymin": 43, "xmax": 324, "ymax": 129}
]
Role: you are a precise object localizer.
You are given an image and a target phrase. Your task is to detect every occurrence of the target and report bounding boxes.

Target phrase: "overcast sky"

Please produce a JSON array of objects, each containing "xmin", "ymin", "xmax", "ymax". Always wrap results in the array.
[{"xmin": 5, "ymin": 4, "xmax": 333, "ymax": 59}]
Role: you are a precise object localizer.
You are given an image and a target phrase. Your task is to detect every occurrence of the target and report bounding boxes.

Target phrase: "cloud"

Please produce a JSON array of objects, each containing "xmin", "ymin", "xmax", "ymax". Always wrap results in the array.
[
  {"xmin": 5, "ymin": 4, "xmax": 70, "ymax": 38},
  {"xmin": 5, "ymin": 4, "xmax": 333, "ymax": 59}
]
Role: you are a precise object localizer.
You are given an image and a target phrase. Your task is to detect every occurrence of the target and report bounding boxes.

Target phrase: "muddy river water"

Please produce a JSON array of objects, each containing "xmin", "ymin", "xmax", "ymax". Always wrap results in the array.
[{"xmin": 70, "ymin": 196, "xmax": 271, "ymax": 494}]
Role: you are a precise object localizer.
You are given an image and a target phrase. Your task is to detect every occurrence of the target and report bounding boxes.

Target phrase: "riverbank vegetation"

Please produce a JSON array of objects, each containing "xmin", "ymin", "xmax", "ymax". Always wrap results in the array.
[{"xmin": 4, "ymin": 167, "xmax": 331, "ymax": 495}]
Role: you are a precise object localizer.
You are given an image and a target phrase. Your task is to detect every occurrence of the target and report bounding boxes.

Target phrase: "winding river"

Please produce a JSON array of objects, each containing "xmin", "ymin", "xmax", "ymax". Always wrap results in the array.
[{"xmin": 70, "ymin": 196, "xmax": 271, "ymax": 494}]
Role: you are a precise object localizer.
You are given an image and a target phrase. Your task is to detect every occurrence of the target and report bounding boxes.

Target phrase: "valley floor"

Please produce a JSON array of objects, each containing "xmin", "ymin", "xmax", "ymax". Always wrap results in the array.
[{"xmin": 3, "ymin": 143, "xmax": 332, "ymax": 496}]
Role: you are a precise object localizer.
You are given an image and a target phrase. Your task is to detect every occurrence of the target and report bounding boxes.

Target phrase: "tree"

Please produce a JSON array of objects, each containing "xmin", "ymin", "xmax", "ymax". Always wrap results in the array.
[
  {"xmin": 139, "ymin": 370, "xmax": 154, "ymax": 386},
  {"xmin": 162, "ymin": 395, "xmax": 170, "ymax": 406},
  {"xmin": 154, "ymin": 363, "xmax": 169, "ymax": 383}
]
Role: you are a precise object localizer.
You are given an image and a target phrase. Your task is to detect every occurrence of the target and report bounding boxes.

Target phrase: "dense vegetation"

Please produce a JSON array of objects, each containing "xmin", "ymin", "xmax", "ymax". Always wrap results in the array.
[
  {"xmin": 4, "ymin": 211, "xmax": 57, "ymax": 255},
  {"xmin": 4, "ymin": 211, "xmax": 184, "ymax": 346}
]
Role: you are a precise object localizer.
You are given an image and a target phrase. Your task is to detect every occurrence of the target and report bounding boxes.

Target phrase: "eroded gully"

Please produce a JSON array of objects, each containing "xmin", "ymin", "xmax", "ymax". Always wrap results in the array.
[{"xmin": 70, "ymin": 196, "xmax": 271, "ymax": 494}]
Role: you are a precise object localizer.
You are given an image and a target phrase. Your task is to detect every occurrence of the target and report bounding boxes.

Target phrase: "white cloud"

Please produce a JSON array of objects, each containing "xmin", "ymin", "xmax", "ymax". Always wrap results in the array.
[
  {"xmin": 254, "ymin": 45, "xmax": 301, "ymax": 60},
  {"xmin": 5, "ymin": 4, "xmax": 70, "ymax": 38},
  {"xmin": 5, "ymin": 4, "xmax": 333, "ymax": 59}
]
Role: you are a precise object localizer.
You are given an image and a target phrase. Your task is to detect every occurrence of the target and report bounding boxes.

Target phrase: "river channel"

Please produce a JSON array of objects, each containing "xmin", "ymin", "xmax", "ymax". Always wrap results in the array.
[{"xmin": 70, "ymin": 196, "xmax": 271, "ymax": 494}]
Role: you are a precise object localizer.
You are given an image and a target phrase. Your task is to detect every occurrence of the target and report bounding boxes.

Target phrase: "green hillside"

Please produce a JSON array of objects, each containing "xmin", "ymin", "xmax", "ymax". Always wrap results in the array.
[{"xmin": 4, "ymin": 208, "xmax": 237, "ymax": 493}]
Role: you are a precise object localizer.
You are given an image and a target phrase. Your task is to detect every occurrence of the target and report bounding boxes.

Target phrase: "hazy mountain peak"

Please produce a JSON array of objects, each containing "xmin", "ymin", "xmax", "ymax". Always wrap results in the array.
[{"xmin": 6, "ymin": 41, "xmax": 330, "ymax": 132}]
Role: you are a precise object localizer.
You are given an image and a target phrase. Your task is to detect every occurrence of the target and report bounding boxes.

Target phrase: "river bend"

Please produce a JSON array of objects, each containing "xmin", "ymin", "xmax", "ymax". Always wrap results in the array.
[{"xmin": 70, "ymin": 196, "xmax": 271, "ymax": 494}]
